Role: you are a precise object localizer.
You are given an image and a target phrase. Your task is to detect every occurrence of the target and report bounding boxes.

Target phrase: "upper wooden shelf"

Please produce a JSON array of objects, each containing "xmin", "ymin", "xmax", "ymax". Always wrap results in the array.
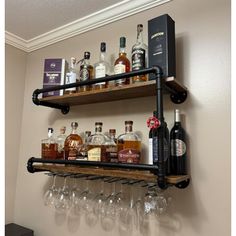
[{"xmin": 39, "ymin": 77, "xmax": 187, "ymax": 107}]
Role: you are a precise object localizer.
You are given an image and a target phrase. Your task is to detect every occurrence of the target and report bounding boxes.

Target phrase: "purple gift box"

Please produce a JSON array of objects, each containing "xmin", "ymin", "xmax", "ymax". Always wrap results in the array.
[{"xmin": 42, "ymin": 58, "xmax": 68, "ymax": 97}]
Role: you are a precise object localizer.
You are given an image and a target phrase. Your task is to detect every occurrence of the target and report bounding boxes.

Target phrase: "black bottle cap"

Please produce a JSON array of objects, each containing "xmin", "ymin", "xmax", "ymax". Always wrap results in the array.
[
  {"xmin": 125, "ymin": 120, "xmax": 133, "ymax": 125},
  {"xmin": 120, "ymin": 37, "xmax": 126, "ymax": 48},
  {"xmin": 84, "ymin": 51, "xmax": 90, "ymax": 59},
  {"xmin": 100, "ymin": 42, "xmax": 106, "ymax": 52},
  {"xmin": 48, "ymin": 128, "xmax": 53, "ymax": 132}
]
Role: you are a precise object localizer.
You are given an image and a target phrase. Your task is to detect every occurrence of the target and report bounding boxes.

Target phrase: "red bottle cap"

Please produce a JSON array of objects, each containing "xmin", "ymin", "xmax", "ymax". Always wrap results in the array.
[{"xmin": 147, "ymin": 116, "xmax": 160, "ymax": 129}]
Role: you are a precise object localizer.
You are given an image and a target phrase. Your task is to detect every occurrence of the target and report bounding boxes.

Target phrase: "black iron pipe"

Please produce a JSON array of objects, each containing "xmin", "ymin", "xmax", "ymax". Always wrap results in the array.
[
  {"xmin": 34, "ymin": 67, "xmax": 158, "ymax": 95},
  {"xmin": 27, "ymin": 157, "xmax": 158, "ymax": 173},
  {"xmin": 154, "ymin": 66, "xmax": 167, "ymax": 189}
]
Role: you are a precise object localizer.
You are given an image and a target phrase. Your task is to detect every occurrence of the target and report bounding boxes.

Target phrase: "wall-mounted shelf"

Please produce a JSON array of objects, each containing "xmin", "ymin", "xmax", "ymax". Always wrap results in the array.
[
  {"xmin": 27, "ymin": 158, "xmax": 190, "ymax": 188},
  {"xmin": 38, "ymin": 77, "xmax": 187, "ymax": 107},
  {"xmin": 29, "ymin": 67, "xmax": 190, "ymax": 189}
]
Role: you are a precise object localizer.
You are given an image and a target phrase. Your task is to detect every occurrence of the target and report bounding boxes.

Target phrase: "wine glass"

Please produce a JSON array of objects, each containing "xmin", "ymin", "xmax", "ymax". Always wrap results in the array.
[
  {"xmin": 43, "ymin": 173, "xmax": 58, "ymax": 207},
  {"xmin": 54, "ymin": 174, "xmax": 71, "ymax": 213},
  {"xmin": 100, "ymin": 179, "xmax": 119, "ymax": 231},
  {"xmin": 70, "ymin": 175, "xmax": 81, "ymax": 206}
]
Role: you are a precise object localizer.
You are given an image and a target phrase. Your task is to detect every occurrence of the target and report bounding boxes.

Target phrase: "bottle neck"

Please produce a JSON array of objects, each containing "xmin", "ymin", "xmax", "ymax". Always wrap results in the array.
[
  {"xmin": 71, "ymin": 127, "xmax": 78, "ymax": 134},
  {"xmin": 136, "ymin": 30, "xmax": 143, "ymax": 44},
  {"xmin": 95, "ymin": 126, "xmax": 102, "ymax": 134},
  {"xmin": 119, "ymin": 47, "xmax": 126, "ymax": 56},
  {"xmin": 100, "ymin": 51, "xmax": 106, "ymax": 62},
  {"xmin": 125, "ymin": 124, "xmax": 133, "ymax": 133},
  {"xmin": 83, "ymin": 58, "xmax": 90, "ymax": 66}
]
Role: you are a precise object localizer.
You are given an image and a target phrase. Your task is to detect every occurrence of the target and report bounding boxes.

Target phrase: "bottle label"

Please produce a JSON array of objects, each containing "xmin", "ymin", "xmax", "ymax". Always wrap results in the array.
[
  {"xmin": 88, "ymin": 147, "xmax": 101, "ymax": 161},
  {"xmin": 132, "ymin": 48, "xmax": 145, "ymax": 71},
  {"xmin": 66, "ymin": 139, "xmax": 81, "ymax": 160},
  {"xmin": 106, "ymin": 145, "xmax": 118, "ymax": 162},
  {"xmin": 114, "ymin": 64, "xmax": 126, "ymax": 85},
  {"xmin": 153, "ymin": 137, "xmax": 169, "ymax": 163},
  {"xmin": 95, "ymin": 65, "xmax": 106, "ymax": 85},
  {"xmin": 65, "ymin": 72, "xmax": 76, "ymax": 91},
  {"xmin": 148, "ymin": 138, "xmax": 153, "ymax": 164},
  {"xmin": 171, "ymin": 139, "xmax": 186, "ymax": 156},
  {"xmin": 80, "ymin": 68, "xmax": 90, "ymax": 81},
  {"xmin": 118, "ymin": 148, "xmax": 140, "ymax": 163}
]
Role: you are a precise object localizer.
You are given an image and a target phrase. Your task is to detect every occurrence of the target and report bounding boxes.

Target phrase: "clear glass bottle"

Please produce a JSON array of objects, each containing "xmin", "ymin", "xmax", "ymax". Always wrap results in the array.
[
  {"xmin": 93, "ymin": 42, "xmax": 111, "ymax": 90},
  {"xmin": 87, "ymin": 122, "xmax": 107, "ymax": 162},
  {"xmin": 79, "ymin": 131, "xmax": 92, "ymax": 160},
  {"xmin": 105, "ymin": 129, "xmax": 118, "ymax": 163},
  {"xmin": 56, "ymin": 126, "xmax": 67, "ymax": 160},
  {"xmin": 41, "ymin": 128, "xmax": 58, "ymax": 160},
  {"xmin": 117, "ymin": 121, "xmax": 141, "ymax": 163},
  {"xmin": 64, "ymin": 57, "xmax": 77, "ymax": 94},
  {"xmin": 114, "ymin": 37, "xmax": 130, "ymax": 86},
  {"xmin": 77, "ymin": 52, "xmax": 94, "ymax": 92},
  {"xmin": 64, "ymin": 122, "xmax": 83, "ymax": 160},
  {"xmin": 132, "ymin": 24, "xmax": 148, "ymax": 83}
]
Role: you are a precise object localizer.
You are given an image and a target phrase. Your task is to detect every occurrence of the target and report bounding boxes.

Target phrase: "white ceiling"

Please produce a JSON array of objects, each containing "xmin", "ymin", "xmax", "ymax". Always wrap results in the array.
[
  {"xmin": 5, "ymin": 0, "xmax": 172, "ymax": 52},
  {"xmin": 5, "ymin": 0, "xmax": 121, "ymax": 40}
]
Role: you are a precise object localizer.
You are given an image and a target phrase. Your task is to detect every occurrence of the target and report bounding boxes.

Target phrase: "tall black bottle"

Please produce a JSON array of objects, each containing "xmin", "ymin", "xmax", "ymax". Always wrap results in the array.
[
  {"xmin": 170, "ymin": 109, "xmax": 187, "ymax": 175},
  {"xmin": 149, "ymin": 111, "xmax": 170, "ymax": 175}
]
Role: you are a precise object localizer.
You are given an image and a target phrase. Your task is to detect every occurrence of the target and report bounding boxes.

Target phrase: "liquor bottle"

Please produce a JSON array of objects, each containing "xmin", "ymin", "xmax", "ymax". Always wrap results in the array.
[
  {"xmin": 105, "ymin": 129, "xmax": 118, "ymax": 163},
  {"xmin": 41, "ymin": 128, "xmax": 58, "ymax": 160},
  {"xmin": 114, "ymin": 37, "xmax": 130, "ymax": 86},
  {"xmin": 79, "ymin": 131, "xmax": 92, "ymax": 160},
  {"xmin": 117, "ymin": 121, "xmax": 141, "ymax": 163},
  {"xmin": 87, "ymin": 122, "xmax": 107, "ymax": 162},
  {"xmin": 56, "ymin": 126, "xmax": 67, "ymax": 160},
  {"xmin": 149, "ymin": 112, "xmax": 170, "ymax": 170},
  {"xmin": 64, "ymin": 57, "xmax": 77, "ymax": 94},
  {"xmin": 132, "ymin": 24, "xmax": 148, "ymax": 83},
  {"xmin": 170, "ymin": 109, "xmax": 187, "ymax": 175},
  {"xmin": 93, "ymin": 42, "xmax": 110, "ymax": 90},
  {"xmin": 64, "ymin": 122, "xmax": 83, "ymax": 160},
  {"xmin": 77, "ymin": 52, "xmax": 94, "ymax": 92}
]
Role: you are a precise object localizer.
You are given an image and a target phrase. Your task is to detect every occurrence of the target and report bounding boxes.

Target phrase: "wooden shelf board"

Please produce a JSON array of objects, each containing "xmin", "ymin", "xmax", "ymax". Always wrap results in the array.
[
  {"xmin": 39, "ymin": 78, "xmax": 187, "ymax": 106},
  {"xmin": 33, "ymin": 164, "xmax": 190, "ymax": 185}
]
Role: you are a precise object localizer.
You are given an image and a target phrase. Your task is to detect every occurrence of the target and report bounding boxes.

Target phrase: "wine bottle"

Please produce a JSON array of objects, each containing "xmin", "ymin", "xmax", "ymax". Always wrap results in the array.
[{"xmin": 170, "ymin": 109, "xmax": 187, "ymax": 175}]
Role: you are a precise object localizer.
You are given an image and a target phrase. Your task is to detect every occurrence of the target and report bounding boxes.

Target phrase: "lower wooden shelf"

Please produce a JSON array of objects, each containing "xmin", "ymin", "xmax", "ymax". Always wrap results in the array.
[{"xmin": 33, "ymin": 164, "xmax": 189, "ymax": 185}]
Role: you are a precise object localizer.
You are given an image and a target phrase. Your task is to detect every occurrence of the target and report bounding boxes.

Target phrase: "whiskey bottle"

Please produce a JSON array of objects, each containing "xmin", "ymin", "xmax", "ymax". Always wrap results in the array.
[
  {"xmin": 64, "ymin": 57, "xmax": 77, "ymax": 94},
  {"xmin": 132, "ymin": 24, "xmax": 148, "ymax": 83},
  {"xmin": 105, "ymin": 129, "xmax": 118, "ymax": 163},
  {"xmin": 170, "ymin": 109, "xmax": 187, "ymax": 175},
  {"xmin": 41, "ymin": 128, "xmax": 58, "ymax": 160},
  {"xmin": 114, "ymin": 37, "xmax": 130, "ymax": 86},
  {"xmin": 117, "ymin": 121, "xmax": 141, "ymax": 163},
  {"xmin": 93, "ymin": 42, "xmax": 110, "ymax": 90},
  {"xmin": 64, "ymin": 122, "xmax": 83, "ymax": 160},
  {"xmin": 87, "ymin": 122, "xmax": 107, "ymax": 162},
  {"xmin": 77, "ymin": 52, "xmax": 94, "ymax": 92},
  {"xmin": 56, "ymin": 126, "xmax": 67, "ymax": 160},
  {"xmin": 79, "ymin": 131, "xmax": 92, "ymax": 160}
]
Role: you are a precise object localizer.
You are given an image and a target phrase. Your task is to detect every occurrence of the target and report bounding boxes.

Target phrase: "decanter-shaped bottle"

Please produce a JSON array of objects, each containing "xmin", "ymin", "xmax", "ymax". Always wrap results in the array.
[
  {"xmin": 64, "ymin": 122, "xmax": 83, "ymax": 160},
  {"xmin": 87, "ymin": 122, "xmax": 107, "ymax": 162}
]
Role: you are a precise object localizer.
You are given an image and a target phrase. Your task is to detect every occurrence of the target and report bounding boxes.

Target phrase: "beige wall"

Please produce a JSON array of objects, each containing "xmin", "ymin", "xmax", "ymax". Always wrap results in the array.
[
  {"xmin": 6, "ymin": 0, "xmax": 230, "ymax": 235},
  {"xmin": 5, "ymin": 44, "xmax": 27, "ymax": 223}
]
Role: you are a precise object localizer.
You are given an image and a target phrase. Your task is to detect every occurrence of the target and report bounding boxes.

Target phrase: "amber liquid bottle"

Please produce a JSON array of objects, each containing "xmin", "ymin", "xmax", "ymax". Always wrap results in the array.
[
  {"xmin": 64, "ymin": 122, "xmax": 83, "ymax": 160},
  {"xmin": 117, "ymin": 121, "xmax": 141, "ymax": 164},
  {"xmin": 114, "ymin": 37, "xmax": 130, "ymax": 86}
]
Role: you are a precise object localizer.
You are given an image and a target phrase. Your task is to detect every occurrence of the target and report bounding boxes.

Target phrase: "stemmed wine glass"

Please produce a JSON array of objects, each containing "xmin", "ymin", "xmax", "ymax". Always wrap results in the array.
[
  {"xmin": 100, "ymin": 178, "xmax": 120, "ymax": 231},
  {"xmin": 43, "ymin": 173, "xmax": 58, "ymax": 207},
  {"xmin": 54, "ymin": 174, "xmax": 71, "ymax": 213}
]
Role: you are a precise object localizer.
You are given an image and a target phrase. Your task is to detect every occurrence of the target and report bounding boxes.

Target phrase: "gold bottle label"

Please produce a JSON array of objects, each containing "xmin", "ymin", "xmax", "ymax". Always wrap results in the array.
[{"xmin": 88, "ymin": 147, "xmax": 101, "ymax": 161}]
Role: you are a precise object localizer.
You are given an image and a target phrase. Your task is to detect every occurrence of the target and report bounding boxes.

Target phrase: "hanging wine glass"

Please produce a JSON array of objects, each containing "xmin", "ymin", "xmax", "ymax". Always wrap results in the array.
[
  {"xmin": 43, "ymin": 173, "xmax": 58, "ymax": 207},
  {"xmin": 54, "ymin": 174, "xmax": 71, "ymax": 213}
]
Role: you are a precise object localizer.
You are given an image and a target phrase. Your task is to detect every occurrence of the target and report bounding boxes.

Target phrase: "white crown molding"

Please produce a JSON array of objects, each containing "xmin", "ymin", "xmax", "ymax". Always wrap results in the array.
[{"xmin": 5, "ymin": 0, "xmax": 172, "ymax": 52}]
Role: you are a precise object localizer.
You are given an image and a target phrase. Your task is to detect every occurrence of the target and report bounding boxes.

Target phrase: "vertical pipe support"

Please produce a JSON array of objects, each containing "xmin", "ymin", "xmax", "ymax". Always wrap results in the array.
[{"xmin": 154, "ymin": 66, "xmax": 167, "ymax": 189}]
